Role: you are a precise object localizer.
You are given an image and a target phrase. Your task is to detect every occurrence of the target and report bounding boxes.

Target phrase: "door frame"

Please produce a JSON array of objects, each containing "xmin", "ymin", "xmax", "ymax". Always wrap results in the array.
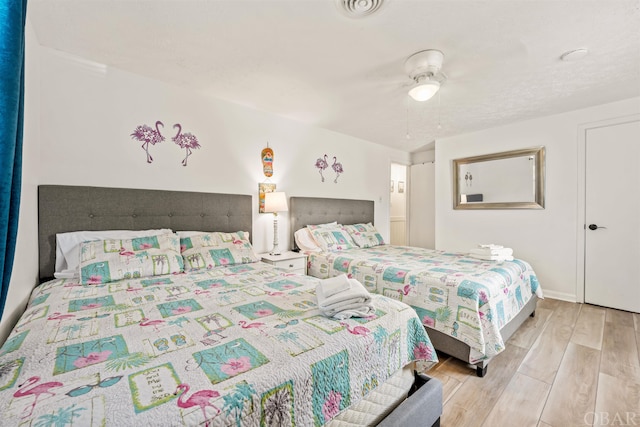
[{"xmin": 575, "ymin": 113, "xmax": 640, "ymax": 303}]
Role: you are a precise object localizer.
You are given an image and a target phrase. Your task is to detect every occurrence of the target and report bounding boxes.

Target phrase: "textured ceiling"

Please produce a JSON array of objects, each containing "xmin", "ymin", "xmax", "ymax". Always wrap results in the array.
[{"xmin": 28, "ymin": 0, "xmax": 640, "ymax": 152}]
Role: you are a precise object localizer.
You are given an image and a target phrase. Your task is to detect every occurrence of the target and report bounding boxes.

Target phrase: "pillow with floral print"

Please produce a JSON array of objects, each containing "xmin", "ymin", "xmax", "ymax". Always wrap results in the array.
[
  {"xmin": 308, "ymin": 226, "xmax": 356, "ymax": 252},
  {"xmin": 180, "ymin": 231, "xmax": 259, "ymax": 270},
  {"xmin": 343, "ymin": 223, "xmax": 385, "ymax": 248},
  {"xmin": 79, "ymin": 232, "xmax": 183, "ymax": 284}
]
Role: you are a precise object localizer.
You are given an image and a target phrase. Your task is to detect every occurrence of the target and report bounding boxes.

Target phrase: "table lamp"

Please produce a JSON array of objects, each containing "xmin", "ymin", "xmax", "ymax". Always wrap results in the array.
[{"xmin": 264, "ymin": 192, "xmax": 288, "ymax": 255}]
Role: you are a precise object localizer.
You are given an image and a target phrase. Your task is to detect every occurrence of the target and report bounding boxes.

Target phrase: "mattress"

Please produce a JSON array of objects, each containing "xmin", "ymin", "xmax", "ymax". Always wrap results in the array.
[
  {"xmin": 0, "ymin": 262, "xmax": 437, "ymax": 426},
  {"xmin": 307, "ymin": 245, "xmax": 544, "ymax": 363},
  {"xmin": 329, "ymin": 364, "xmax": 414, "ymax": 426}
]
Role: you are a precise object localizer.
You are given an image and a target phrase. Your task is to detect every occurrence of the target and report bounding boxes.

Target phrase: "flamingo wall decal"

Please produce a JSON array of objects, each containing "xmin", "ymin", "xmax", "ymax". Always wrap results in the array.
[
  {"xmin": 172, "ymin": 123, "xmax": 201, "ymax": 166},
  {"xmin": 130, "ymin": 121, "xmax": 165, "ymax": 163},
  {"xmin": 314, "ymin": 154, "xmax": 345, "ymax": 183},
  {"xmin": 332, "ymin": 156, "xmax": 344, "ymax": 183},
  {"xmin": 314, "ymin": 154, "xmax": 329, "ymax": 182},
  {"xmin": 129, "ymin": 120, "xmax": 202, "ymax": 165}
]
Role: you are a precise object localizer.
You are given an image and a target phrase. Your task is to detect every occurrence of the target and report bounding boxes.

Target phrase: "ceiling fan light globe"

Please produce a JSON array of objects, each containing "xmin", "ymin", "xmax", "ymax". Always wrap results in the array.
[{"xmin": 408, "ymin": 80, "xmax": 440, "ymax": 102}]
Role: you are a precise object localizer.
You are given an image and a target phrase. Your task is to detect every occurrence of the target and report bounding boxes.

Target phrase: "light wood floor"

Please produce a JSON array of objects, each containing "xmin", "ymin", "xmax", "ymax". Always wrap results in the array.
[{"xmin": 426, "ymin": 298, "xmax": 640, "ymax": 427}]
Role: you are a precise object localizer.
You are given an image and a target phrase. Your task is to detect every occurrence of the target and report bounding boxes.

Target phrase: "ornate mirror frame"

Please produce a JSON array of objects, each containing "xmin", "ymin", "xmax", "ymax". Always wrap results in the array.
[{"xmin": 453, "ymin": 146, "xmax": 546, "ymax": 210}]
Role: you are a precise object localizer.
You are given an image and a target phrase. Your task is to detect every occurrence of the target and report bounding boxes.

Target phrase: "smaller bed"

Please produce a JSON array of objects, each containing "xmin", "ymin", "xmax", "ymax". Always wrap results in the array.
[{"xmin": 290, "ymin": 196, "xmax": 542, "ymax": 377}]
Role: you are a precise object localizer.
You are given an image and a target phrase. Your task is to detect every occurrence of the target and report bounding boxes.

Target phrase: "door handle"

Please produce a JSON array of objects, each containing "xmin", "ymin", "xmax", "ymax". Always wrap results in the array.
[{"xmin": 588, "ymin": 224, "xmax": 607, "ymax": 230}]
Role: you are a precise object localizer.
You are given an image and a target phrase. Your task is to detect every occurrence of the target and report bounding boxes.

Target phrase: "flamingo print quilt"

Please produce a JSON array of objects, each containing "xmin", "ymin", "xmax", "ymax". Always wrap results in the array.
[
  {"xmin": 307, "ymin": 245, "xmax": 543, "ymax": 363},
  {"xmin": 0, "ymin": 262, "xmax": 436, "ymax": 426}
]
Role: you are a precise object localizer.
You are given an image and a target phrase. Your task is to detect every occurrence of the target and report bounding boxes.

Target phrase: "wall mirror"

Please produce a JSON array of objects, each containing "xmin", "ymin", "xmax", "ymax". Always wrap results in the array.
[{"xmin": 453, "ymin": 146, "xmax": 545, "ymax": 209}]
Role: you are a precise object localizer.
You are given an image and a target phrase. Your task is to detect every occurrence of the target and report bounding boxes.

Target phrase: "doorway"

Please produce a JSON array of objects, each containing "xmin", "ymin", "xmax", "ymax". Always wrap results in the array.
[
  {"xmin": 578, "ymin": 115, "xmax": 640, "ymax": 312},
  {"xmin": 390, "ymin": 163, "xmax": 408, "ymax": 245}
]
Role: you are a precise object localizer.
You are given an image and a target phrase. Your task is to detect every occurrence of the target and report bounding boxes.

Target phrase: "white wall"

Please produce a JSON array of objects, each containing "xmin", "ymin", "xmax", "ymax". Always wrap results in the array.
[
  {"xmin": 34, "ymin": 45, "xmax": 410, "ymax": 246},
  {"xmin": 0, "ymin": 37, "xmax": 409, "ymax": 342},
  {"xmin": 435, "ymin": 97, "xmax": 640, "ymax": 302}
]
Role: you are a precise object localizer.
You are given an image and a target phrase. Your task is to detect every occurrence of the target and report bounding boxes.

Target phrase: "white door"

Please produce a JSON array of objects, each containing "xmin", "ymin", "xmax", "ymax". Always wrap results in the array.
[
  {"xmin": 409, "ymin": 162, "xmax": 435, "ymax": 249},
  {"xmin": 584, "ymin": 120, "xmax": 640, "ymax": 313}
]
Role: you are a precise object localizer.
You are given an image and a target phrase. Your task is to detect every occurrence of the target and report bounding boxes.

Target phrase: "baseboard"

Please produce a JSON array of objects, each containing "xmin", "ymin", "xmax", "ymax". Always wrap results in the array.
[{"xmin": 542, "ymin": 290, "xmax": 577, "ymax": 303}]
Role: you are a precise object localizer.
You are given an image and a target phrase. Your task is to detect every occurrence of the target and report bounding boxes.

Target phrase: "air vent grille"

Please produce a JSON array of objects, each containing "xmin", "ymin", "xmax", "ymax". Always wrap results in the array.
[{"xmin": 337, "ymin": 0, "xmax": 384, "ymax": 18}]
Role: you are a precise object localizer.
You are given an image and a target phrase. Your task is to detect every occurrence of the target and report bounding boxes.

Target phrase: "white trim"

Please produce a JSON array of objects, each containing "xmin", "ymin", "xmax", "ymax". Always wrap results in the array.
[
  {"xmin": 543, "ymin": 290, "xmax": 577, "ymax": 303},
  {"xmin": 576, "ymin": 113, "xmax": 640, "ymax": 303}
]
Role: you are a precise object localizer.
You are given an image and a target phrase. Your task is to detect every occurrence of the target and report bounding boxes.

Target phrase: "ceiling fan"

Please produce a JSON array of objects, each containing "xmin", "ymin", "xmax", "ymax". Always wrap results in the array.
[{"xmin": 404, "ymin": 49, "xmax": 447, "ymax": 102}]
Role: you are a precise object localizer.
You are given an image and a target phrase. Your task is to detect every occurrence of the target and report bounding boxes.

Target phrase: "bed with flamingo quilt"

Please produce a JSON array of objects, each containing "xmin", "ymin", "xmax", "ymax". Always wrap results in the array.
[
  {"xmin": 0, "ymin": 256, "xmax": 437, "ymax": 426},
  {"xmin": 306, "ymin": 244, "xmax": 543, "ymax": 364}
]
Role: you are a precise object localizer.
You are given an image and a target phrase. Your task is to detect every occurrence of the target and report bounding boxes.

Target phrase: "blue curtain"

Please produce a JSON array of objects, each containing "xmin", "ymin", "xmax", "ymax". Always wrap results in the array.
[{"xmin": 0, "ymin": 0, "xmax": 27, "ymax": 317}]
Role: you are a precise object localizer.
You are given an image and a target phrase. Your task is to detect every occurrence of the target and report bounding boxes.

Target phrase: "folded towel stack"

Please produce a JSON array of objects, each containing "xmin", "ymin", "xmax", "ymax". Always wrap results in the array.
[
  {"xmin": 468, "ymin": 244, "xmax": 514, "ymax": 261},
  {"xmin": 316, "ymin": 274, "xmax": 375, "ymax": 320}
]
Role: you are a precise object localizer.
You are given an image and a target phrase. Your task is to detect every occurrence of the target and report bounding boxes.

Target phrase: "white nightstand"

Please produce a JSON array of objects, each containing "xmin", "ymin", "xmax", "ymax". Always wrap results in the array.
[{"xmin": 260, "ymin": 251, "xmax": 307, "ymax": 275}]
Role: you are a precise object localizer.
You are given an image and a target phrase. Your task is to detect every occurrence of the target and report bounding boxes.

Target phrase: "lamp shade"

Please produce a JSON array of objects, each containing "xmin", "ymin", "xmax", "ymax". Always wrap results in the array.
[
  {"xmin": 408, "ymin": 79, "xmax": 440, "ymax": 102},
  {"xmin": 264, "ymin": 192, "xmax": 288, "ymax": 213}
]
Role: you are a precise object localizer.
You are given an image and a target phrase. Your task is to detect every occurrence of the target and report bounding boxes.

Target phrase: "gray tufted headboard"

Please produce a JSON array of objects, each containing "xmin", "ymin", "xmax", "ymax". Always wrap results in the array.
[
  {"xmin": 38, "ymin": 185, "xmax": 252, "ymax": 282},
  {"xmin": 289, "ymin": 196, "xmax": 374, "ymax": 249}
]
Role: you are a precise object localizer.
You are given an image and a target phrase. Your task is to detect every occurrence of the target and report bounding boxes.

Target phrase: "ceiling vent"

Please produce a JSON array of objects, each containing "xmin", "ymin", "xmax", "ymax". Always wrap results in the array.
[{"xmin": 336, "ymin": 0, "xmax": 384, "ymax": 18}]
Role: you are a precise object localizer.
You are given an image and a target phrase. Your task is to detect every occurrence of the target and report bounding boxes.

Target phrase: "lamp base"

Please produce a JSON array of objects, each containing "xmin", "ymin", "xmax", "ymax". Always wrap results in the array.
[{"xmin": 270, "ymin": 215, "xmax": 281, "ymax": 256}]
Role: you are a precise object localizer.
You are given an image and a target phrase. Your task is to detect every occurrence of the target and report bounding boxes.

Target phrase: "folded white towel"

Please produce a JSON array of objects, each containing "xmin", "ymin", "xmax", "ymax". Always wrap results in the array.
[
  {"xmin": 478, "ymin": 244, "xmax": 504, "ymax": 249},
  {"xmin": 470, "ymin": 247, "xmax": 513, "ymax": 257},
  {"xmin": 316, "ymin": 275, "xmax": 374, "ymax": 319},
  {"xmin": 468, "ymin": 253, "xmax": 514, "ymax": 261},
  {"xmin": 317, "ymin": 274, "xmax": 351, "ymax": 299},
  {"xmin": 321, "ymin": 297, "xmax": 374, "ymax": 316},
  {"xmin": 333, "ymin": 304, "xmax": 376, "ymax": 320},
  {"xmin": 317, "ymin": 276, "xmax": 371, "ymax": 309}
]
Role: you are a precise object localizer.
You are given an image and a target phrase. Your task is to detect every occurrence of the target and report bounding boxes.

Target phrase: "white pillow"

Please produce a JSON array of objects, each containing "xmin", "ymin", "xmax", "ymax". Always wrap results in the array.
[
  {"xmin": 55, "ymin": 229, "xmax": 173, "ymax": 278},
  {"xmin": 294, "ymin": 228, "xmax": 321, "ymax": 252}
]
